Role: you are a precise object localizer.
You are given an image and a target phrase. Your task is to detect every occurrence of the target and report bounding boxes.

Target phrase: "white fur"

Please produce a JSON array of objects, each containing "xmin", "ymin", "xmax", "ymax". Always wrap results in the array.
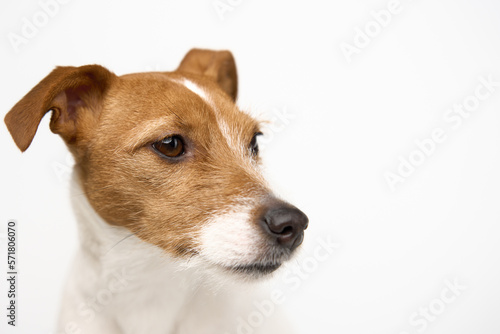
[
  {"xmin": 171, "ymin": 77, "xmax": 266, "ymax": 186},
  {"xmin": 173, "ymin": 78, "xmax": 237, "ymax": 150},
  {"xmin": 57, "ymin": 172, "xmax": 291, "ymax": 334},
  {"xmin": 55, "ymin": 77, "xmax": 293, "ymax": 333},
  {"xmin": 200, "ymin": 203, "xmax": 265, "ymax": 267},
  {"xmin": 178, "ymin": 78, "xmax": 214, "ymax": 108}
]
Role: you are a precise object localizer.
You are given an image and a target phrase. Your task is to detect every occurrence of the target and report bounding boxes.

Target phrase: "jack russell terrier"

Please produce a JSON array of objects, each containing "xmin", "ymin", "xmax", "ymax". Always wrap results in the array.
[{"xmin": 5, "ymin": 49, "xmax": 308, "ymax": 334}]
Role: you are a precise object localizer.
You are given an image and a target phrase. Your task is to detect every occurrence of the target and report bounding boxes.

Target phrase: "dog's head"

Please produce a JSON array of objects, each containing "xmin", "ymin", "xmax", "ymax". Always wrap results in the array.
[{"xmin": 5, "ymin": 49, "xmax": 308, "ymax": 277}]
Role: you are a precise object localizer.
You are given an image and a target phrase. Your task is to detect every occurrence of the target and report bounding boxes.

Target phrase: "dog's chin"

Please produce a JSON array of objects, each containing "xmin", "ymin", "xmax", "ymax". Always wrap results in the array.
[
  {"xmin": 226, "ymin": 262, "xmax": 282, "ymax": 277},
  {"xmin": 199, "ymin": 247, "xmax": 293, "ymax": 280}
]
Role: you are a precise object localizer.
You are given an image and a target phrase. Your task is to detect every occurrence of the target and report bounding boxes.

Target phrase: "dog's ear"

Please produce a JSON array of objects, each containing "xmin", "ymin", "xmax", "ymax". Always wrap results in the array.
[
  {"xmin": 5, "ymin": 65, "xmax": 116, "ymax": 152},
  {"xmin": 177, "ymin": 48, "xmax": 238, "ymax": 101}
]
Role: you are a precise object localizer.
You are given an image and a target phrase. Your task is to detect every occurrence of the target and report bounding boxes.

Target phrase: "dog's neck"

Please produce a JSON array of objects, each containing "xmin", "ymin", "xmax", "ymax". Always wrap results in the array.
[
  {"xmin": 61, "ymin": 169, "xmax": 257, "ymax": 334},
  {"xmin": 63, "ymin": 170, "xmax": 197, "ymax": 332}
]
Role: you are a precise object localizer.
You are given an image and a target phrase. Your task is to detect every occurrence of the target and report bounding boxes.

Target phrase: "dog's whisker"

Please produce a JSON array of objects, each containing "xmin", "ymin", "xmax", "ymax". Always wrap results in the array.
[
  {"xmin": 104, "ymin": 225, "xmax": 149, "ymax": 255},
  {"xmin": 104, "ymin": 232, "xmax": 136, "ymax": 255}
]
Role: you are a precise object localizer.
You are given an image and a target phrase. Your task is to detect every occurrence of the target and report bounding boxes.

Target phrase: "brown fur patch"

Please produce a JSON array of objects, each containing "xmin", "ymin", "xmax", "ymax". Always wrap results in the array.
[
  {"xmin": 82, "ymin": 73, "xmax": 268, "ymax": 256},
  {"xmin": 5, "ymin": 50, "xmax": 271, "ymax": 258}
]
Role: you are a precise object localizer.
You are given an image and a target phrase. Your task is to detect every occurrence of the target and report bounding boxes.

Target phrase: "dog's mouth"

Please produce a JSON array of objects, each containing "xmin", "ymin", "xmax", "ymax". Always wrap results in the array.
[{"xmin": 226, "ymin": 262, "xmax": 282, "ymax": 275}]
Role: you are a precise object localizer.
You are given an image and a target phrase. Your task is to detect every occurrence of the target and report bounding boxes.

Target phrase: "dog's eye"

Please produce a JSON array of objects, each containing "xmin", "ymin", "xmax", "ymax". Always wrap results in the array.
[
  {"xmin": 152, "ymin": 136, "xmax": 184, "ymax": 158},
  {"xmin": 249, "ymin": 132, "xmax": 263, "ymax": 156}
]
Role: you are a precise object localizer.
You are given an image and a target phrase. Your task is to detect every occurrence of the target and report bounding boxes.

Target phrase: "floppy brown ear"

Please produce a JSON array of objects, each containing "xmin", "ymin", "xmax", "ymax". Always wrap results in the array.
[
  {"xmin": 4, "ymin": 65, "xmax": 116, "ymax": 152},
  {"xmin": 177, "ymin": 48, "xmax": 238, "ymax": 101}
]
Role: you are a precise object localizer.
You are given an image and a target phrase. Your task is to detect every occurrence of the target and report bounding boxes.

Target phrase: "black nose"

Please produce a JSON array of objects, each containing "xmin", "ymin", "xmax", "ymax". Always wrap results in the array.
[{"xmin": 259, "ymin": 204, "xmax": 308, "ymax": 251}]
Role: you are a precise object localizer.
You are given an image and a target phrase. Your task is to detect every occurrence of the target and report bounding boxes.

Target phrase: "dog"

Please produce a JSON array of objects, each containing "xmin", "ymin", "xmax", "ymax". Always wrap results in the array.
[{"xmin": 4, "ymin": 49, "xmax": 308, "ymax": 334}]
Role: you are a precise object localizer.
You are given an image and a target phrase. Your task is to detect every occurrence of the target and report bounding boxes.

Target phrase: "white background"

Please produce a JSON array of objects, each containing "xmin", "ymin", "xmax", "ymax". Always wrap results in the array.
[{"xmin": 1, "ymin": 0, "xmax": 500, "ymax": 333}]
